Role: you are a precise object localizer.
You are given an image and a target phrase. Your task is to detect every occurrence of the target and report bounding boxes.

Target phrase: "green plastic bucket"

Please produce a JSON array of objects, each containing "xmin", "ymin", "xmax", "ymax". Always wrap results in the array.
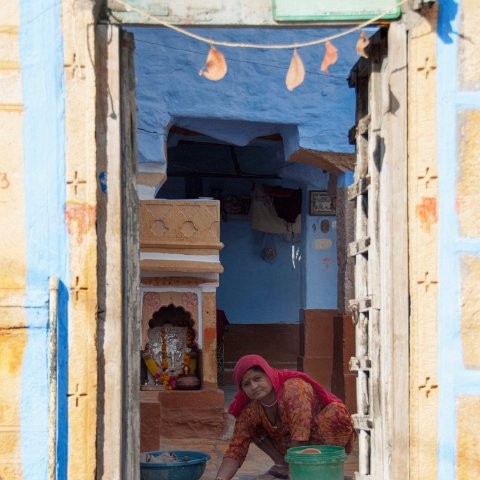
[{"xmin": 285, "ymin": 445, "xmax": 348, "ymax": 480}]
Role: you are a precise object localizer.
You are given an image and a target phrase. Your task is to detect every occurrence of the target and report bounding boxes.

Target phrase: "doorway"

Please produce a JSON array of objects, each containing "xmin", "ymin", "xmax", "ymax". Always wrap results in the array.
[{"xmin": 97, "ymin": 20, "xmax": 408, "ymax": 478}]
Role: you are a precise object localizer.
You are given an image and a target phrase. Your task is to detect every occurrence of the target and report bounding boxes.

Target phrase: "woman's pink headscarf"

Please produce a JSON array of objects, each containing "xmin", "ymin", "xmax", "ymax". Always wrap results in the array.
[{"xmin": 228, "ymin": 354, "xmax": 342, "ymax": 417}]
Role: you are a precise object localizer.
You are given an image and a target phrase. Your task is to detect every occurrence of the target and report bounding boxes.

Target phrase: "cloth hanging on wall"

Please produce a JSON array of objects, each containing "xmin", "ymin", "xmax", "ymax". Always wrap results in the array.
[{"xmin": 250, "ymin": 184, "xmax": 301, "ymax": 235}]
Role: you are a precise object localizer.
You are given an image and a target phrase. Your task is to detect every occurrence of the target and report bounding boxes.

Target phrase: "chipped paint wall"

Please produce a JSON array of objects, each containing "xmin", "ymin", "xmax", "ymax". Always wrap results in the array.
[
  {"xmin": 128, "ymin": 26, "xmax": 358, "ymax": 169},
  {"xmin": 19, "ymin": 0, "xmax": 74, "ymax": 478},
  {"xmin": 436, "ymin": 1, "xmax": 480, "ymax": 478},
  {"xmin": 0, "ymin": 3, "xmax": 27, "ymax": 477},
  {"xmin": 0, "ymin": 1, "xmax": 99, "ymax": 479},
  {"xmin": 0, "ymin": 0, "xmax": 72, "ymax": 478}
]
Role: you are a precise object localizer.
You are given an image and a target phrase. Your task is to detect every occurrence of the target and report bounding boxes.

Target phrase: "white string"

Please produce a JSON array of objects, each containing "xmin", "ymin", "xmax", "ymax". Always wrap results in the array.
[{"xmin": 112, "ymin": 0, "xmax": 409, "ymax": 49}]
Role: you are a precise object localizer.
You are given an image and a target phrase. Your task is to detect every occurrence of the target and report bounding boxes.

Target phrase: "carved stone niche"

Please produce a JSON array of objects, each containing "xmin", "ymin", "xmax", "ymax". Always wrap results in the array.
[
  {"xmin": 140, "ymin": 290, "xmax": 201, "ymax": 390},
  {"xmin": 142, "ymin": 291, "xmax": 199, "ymax": 349}
]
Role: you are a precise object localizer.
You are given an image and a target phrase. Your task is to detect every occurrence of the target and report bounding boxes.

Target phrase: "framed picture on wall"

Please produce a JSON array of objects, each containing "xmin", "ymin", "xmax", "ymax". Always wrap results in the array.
[{"xmin": 309, "ymin": 191, "xmax": 335, "ymax": 216}]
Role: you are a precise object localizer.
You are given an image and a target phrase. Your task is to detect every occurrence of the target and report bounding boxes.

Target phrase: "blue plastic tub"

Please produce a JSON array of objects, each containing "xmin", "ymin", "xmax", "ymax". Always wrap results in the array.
[{"xmin": 140, "ymin": 450, "xmax": 210, "ymax": 480}]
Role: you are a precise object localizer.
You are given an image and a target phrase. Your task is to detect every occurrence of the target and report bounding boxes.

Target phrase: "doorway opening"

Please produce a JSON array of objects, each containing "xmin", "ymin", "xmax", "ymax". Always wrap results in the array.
[{"xmin": 102, "ymin": 22, "xmax": 409, "ymax": 480}]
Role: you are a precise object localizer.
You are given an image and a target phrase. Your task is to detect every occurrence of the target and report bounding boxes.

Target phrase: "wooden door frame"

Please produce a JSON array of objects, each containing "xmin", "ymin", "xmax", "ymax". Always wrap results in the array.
[
  {"xmin": 381, "ymin": 22, "xmax": 409, "ymax": 480},
  {"xmin": 349, "ymin": 22, "xmax": 409, "ymax": 480},
  {"xmin": 96, "ymin": 24, "xmax": 141, "ymax": 480},
  {"xmin": 95, "ymin": 20, "xmax": 409, "ymax": 480}
]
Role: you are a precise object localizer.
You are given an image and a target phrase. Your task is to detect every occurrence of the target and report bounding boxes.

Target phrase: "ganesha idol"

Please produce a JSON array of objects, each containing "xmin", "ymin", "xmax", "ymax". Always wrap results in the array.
[{"xmin": 142, "ymin": 304, "xmax": 199, "ymax": 390}]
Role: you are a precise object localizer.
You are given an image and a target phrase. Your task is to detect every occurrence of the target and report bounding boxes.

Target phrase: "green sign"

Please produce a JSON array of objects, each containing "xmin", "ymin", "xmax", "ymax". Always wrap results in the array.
[{"xmin": 273, "ymin": 0, "xmax": 401, "ymax": 22}]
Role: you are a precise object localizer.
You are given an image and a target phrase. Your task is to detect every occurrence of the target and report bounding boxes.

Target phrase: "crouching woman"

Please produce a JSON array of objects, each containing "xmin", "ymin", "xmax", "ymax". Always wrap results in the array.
[{"xmin": 215, "ymin": 355, "xmax": 355, "ymax": 480}]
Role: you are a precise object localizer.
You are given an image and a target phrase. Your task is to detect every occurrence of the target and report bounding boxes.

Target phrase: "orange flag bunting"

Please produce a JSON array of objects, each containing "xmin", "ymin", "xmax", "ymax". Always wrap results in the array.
[
  {"xmin": 356, "ymin": 31, "xmax": 369, "ymax": 59},
  {"xmin": 199, "ymin": 46, "xmax": 228, "ymax": 81},
  {"xmin": 285, "ymin": 49, "xmax": 305, "ymax": 91},
  {"xmin": 321, "ymin": 41, "xmax": 338, "ymax": 74}
]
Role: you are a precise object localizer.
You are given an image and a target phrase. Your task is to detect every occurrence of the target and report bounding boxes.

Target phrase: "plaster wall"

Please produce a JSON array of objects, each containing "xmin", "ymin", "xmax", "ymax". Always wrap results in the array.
[
  {"xmin": 3, "ymin": 1, "xmax": 100, "ymax": 479},
  {"xmin": 0, "ymin": 0, "xmax": 76, "ymax": 478},
  {"xmin": 61, "ymin": 1, "xmax": 99, "ymax": 477},
  {"xmin": 0, "ymin": 4, "xmax": 26, "ymax": 478},
  {"xmin": 129, "ymin": 26, "xmax": 357, "ymax": 169},
  {"xmin": 436, "ymin": 0, "xmax": 480, "ymax": 478},
  {"xmin": 408, "ymin": 7, "xmax": 439, "ymax": 479},
  {"xmin": 217, "ymin": 219, "xmax": 302, "ymax": 324},
  {"xmin": 110, "ymin": 0, "xmax": 299, "ymax": 25}
]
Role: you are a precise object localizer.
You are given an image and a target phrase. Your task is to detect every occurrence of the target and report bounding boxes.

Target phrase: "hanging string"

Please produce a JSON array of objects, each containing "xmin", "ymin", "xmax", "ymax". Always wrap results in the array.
[{"xmin": 112, "ymin": 0, "xmax": 409, "ymax": 49}]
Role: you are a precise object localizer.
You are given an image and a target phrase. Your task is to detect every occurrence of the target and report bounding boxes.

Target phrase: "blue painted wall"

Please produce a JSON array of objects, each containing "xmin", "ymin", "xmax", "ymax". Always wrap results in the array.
[
  {"xmin": 437, "ymin": 0, "xmax": 480, "ymax": 477},
  {"xmin": 19, "ymin": 0, "xmax": 69, "ymax": 478},
  {"xmin": 128, "ymin": 26, "xmax": 359, "ymax": 165},
  {"xmin": 132, "ymin": 26, "xmax": 360, "ymax": 318},
  {"xmin": 218, "ymin": 219, "xmax": 302, "ymax": 324},
  {"xmin": 159, "ymin": 167, "xmax": 341, "ymax": 321},
  {"xmin": 302, "ymin": 187, "xmax": 339, "ymax": 310}
]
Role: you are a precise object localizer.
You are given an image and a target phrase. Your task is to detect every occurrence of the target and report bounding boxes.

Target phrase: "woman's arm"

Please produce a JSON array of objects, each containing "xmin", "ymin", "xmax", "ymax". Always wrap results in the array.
[
  {"xmin": 215, "ymin": 456, "xmax": 240, "ymax": 480},
  {"xmin": 219, "ymin": 408, "xmax": 257, "ymax": 478}
]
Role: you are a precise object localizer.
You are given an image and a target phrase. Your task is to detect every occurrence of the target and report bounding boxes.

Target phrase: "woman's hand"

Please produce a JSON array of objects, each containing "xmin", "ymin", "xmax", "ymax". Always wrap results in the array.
[{"xmin": 215, "ymin": 456, "xmax": 240, "ymax": 480}]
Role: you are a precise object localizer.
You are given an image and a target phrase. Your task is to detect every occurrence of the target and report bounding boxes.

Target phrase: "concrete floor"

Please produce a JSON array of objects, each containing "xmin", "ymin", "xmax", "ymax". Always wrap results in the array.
[
  {"xmin": 160, "ymin": 436, "xmax": 358, "ymax": 480},
  {"xmin": 158, "ymin": 385, "xmax": 358, "ymax": 479}
]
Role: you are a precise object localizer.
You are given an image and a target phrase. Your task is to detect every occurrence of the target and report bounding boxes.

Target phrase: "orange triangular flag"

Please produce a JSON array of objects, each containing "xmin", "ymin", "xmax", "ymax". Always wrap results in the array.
[
  {"xmin": 321, "ymin": 41, "xmax": 338, "ymax": 74},
  {"xmin": 356, "ymin": 31, "xmax": 369, "ymax": 59},
  {"xmin": 285, "ymin": 49, "xmax": 305, "ymax": 91},
  {"xmin": 199, "ymin": 46, "xmax": 227, "ymax": 81}
]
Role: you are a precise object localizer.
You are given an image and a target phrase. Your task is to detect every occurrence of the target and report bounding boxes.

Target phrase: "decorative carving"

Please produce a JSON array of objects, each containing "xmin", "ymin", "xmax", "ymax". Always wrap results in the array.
[
  {"xmin": 418, "ymin": 377, "xmax": 438, "ymax": 398},
  {"xmin": 141, "ymin": 291, "xmax": 198, "ymax": 349},
  {"xmin": 64, "ymin": 53, "xmax": 86, "ymax": 79},
  {"xmin": 417, "ymin": 272, "xmax": 438, "ymax": 293},
  {"xmin": 67, "ymin": 384, "xmax": 87, "ymax": 407},
  {"xmin": 417, "ymin": 167, "xmax": 438, "ymax": 190},
  {"xmin": 140, "ymin": 200, "xmax": 222, "ymax": 251},
  {"xmin": 67, "ymin": 170, "xmax": 87, "ymax": 196},
  {"xmin": 70, "ymin": 276, "xmax": 88, "ymax": 301},
  {"xmin": 180, "ymin": 220, "xmax": 198, "ymax": 237},
  {"xmin": 141, "ymin": 277, "xmax": 214, "ymax": 287},
  {"xmin": 417, "ymin": 57, "xmax": 437, "ymax": 79},
  {"xmin": 150, "ymin": 219, "xmax": 168, "ymax": 237}
]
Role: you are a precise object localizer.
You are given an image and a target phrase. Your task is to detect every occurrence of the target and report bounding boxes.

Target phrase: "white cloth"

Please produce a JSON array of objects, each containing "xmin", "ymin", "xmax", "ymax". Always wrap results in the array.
[{"xmin": 250, "ymin": 184, "xmax": 301, "ymax": 235}]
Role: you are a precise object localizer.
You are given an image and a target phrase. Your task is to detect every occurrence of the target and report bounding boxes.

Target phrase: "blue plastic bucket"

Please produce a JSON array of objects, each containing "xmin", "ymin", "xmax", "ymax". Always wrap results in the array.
[{"xmin": 140, "ymin": 450, "xmax": 210, "ymax": 480}]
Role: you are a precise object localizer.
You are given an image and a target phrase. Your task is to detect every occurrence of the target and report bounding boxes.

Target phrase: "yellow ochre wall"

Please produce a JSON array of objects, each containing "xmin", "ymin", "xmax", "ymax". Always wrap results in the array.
[
  {"xmin": 408, "ymin": 6, "xmax": 439, "ymax": 480},
  {"xmin": 0, "ymin": 1, "xmax": 99, "ymax": 478},
  {"xmin": 409, "ymin": 1, "xmax": 480, "ymax": 479},
  {"xmin": 0, "ymin": 1, "xmax": 26, "ymax": 478}
]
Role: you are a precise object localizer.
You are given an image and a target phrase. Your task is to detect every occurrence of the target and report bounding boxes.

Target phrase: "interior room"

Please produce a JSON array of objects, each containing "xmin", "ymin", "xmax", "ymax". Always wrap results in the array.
[{"xmin": 128, "ymin": 24, "xmax": 360, "ymax": 456}]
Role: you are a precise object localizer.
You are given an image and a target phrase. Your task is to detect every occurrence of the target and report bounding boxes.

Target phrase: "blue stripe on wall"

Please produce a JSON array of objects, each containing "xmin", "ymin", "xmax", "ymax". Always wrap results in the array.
[
  {"xmin": 19, "ymin": 1, "xmax": 69, "ymax": 479},
  {"xmin": 437, "ymin": 0, "xmax": 480, "ymax": 478}
]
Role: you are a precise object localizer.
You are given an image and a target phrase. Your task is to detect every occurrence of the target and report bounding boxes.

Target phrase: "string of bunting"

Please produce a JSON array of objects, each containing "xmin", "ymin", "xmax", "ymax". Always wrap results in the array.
[{"xmin": 112, "ymin": 0, "xmax": 408, "ymax": 90}]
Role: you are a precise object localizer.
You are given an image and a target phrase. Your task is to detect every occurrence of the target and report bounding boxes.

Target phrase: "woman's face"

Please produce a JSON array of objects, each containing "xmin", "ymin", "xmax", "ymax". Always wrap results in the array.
[{"xmin": 241, "ymin": 368, "xmax": 274, "ymax": 401}]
